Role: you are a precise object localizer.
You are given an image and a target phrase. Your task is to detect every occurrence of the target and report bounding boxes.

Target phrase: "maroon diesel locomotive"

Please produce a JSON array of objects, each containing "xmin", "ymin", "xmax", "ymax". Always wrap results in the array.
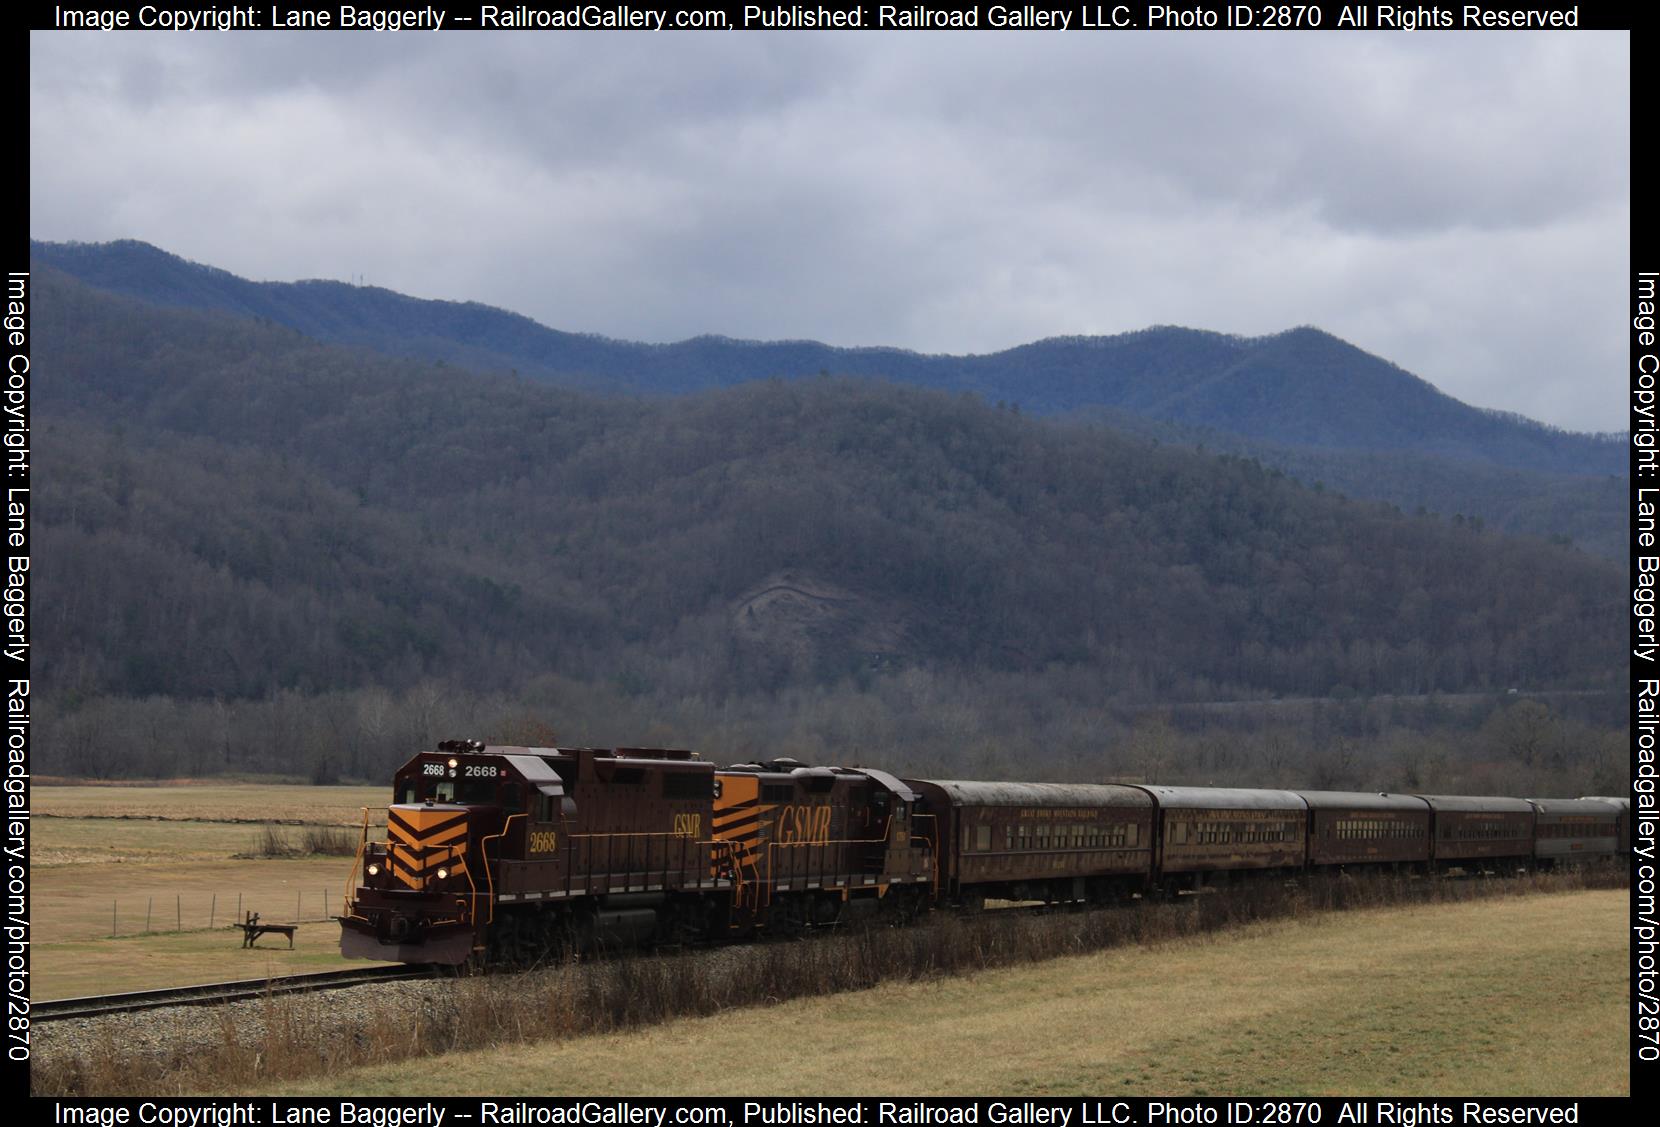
[
  {"xmin": 340, "ymin": 742, "xmax": 932, "ymax": 965},
  {"xmin": 339, "ymin": 741, "xmax": 1626, "ymax": 966}
]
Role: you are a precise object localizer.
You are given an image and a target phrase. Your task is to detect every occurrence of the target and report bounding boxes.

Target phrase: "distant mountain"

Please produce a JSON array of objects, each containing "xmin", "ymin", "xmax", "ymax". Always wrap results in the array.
[
  {"xmin": 31, "ymin": 239, "xmax": 1622, "ymax": 483},
  {"xmin": 32, "ymin": 269, "xmax": 1628, "ymax": 786},
  {"xmin": 34, "ymin": 268, "xmax": 1623, "ymax": 709},
  {"xmin": 1068, "ymin": 408, "xmax": 1628, "ymax": 560}
]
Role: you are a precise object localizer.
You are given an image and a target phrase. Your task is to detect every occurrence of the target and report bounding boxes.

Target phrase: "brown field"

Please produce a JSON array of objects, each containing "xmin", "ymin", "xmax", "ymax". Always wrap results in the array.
[
  {"xmin": 267, "ymin": 890, "xmax": 1629, "ymax": 1098},
  {"xmin": 28, "ymin": 784, "xmax": 1631, "ymax": 1098},
  {"xmin": 34, "ymin": 783, "xmax": 389, "ymax": 825},
  {"xmin": 32, "ymin": 785, "xmax": 393, "ymax": 998}
]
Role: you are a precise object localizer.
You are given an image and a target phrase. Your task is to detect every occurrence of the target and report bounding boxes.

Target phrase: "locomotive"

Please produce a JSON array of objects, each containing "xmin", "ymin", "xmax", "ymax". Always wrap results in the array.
[
  {"xmin": 338, "ymin": 740, "xmax": 1627, "ymax": 966},
  {"xmin": 338, "ymin": 741, "xmax": 932, "ymax": 964}
]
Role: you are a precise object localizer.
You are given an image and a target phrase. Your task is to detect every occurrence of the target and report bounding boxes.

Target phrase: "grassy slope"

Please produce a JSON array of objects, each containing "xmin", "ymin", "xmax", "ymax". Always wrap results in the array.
[{"xmin": 267, "ymin": 890, "xmax": 1628, "ymax": 1098}]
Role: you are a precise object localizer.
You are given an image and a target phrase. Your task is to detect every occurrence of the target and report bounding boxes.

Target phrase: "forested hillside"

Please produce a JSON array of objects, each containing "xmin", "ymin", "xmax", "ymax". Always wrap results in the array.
[
  {"xmin": 34, "ymin": 239, "xmax": 1625, "ymax": 559},
  {"xmin": 33, "ymin": 240, "xmax": 1622, "ymax": 471},
  {"xmin": 1074, "ymin": 409, "xmax": 1628, "ymax": 559},
  {"xmin": 35, "ymin": 268, "xmax": 1625, "ymax": 792}
]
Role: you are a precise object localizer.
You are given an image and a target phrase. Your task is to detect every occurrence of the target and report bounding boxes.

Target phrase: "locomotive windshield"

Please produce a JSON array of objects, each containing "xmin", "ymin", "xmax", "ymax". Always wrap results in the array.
[
  {"xmin": 399, "ymin": 774, "xmax": 502, "ymax": 805},
  {"xmin": 431, "ymin": 777, "xmax": 499, "ymax": 804}
]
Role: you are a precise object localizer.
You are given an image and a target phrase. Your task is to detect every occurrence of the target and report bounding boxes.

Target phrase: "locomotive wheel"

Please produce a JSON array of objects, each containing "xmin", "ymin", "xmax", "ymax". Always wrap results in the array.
[
  {"xmin": 764, "ymin": 895, "xmax": 808, "ymax": 937},
  {"xmin": 881, "ymin": 885, "xmax": 925, "ymax": 924},
  {"xmin": 484, "ymin": 912, "xmax": 524, "ymax": 967}
]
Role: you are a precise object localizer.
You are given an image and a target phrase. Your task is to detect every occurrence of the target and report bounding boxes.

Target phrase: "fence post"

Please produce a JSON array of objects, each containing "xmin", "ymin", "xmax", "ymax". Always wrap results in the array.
[
  {"xmin": 237, "ymin": 892, "xmax": 242, "ymax": 925},
  {"xmin": 210, "ymin": 893, "xmax": 216, "ymax": 929},
  {"xmin": 112, "ymin": 900, "xmax": 117, "ymax": 938},
  {"xmin": 176, "ymin": 895, "xmax": 181, "ymax": 932},
  {"xmin": 296, "ymin": 890, "xmax": 301, "ymax": 921},
  {"xmin": 145, "ymin": 897, "xmax": 152, "ymax": 934}
]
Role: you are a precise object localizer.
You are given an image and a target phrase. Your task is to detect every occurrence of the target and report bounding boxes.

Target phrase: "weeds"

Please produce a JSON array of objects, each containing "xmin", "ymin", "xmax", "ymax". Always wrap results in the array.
[
  {"xmin": 31, "ymin": 867, "xmax": 1625, "ymax": 1096},
  {"xmin": 248, "ymin": 823, "xmax": 357, "ymax": 857},
  {"xmin": 301, "ymin": 826, "xmax": 358, "ymax": 855}
]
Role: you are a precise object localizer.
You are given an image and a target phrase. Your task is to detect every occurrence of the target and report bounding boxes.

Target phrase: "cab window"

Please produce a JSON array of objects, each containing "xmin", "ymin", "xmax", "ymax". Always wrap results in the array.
[{"xmin": 431, "ymin": 778, "xmax": 498, "ymax": 804}]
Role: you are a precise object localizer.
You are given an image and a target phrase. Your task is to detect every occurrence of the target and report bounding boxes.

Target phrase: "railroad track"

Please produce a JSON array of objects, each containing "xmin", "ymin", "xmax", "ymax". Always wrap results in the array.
[{"xmin": 35, "ymin": 964, "xmax": 436, "ymax": 1022}]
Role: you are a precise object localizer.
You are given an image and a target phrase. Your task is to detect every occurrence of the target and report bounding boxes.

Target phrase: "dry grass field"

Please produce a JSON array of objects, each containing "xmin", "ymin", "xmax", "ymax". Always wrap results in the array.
[
  {"xmin": 34, "ymin": 783, "xmax": 389, "ymax": 825},
  {"xmin": 33, "ymin": 784, "xmax": 393, "ymax": 998},
  {"xmin": 264, "ymin": 889, "xmax": 1629, "ymax": 1098},
  {"xmin": 29, "ymin": 784, "xmax": 1630, "ymax": 1098}
]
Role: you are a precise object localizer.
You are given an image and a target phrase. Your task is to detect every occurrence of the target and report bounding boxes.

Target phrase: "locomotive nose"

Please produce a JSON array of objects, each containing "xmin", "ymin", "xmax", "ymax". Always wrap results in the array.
[{"xmin": 385, "ymin": 802, "xmax": 471, "ymax": 891}]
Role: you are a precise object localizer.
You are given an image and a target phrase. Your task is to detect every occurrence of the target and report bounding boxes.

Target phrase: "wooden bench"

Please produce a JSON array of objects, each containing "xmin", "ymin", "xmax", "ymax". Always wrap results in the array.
[{"xmin": 239, "ymin": 912, "xmax": 297, "ymax": 949}]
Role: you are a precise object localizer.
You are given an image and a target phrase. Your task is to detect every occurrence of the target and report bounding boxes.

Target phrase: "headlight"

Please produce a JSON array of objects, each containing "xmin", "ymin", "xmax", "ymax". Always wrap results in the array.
[
  {"xmin": 436, "ymin": 867, "xmax": 449, "ymax": 880},
  {"xmin": 447, "ymin": 758, "xmax": 459, "ymax": 769},
  {"xmin": 366, "ymin": 864, "xmax": 380, "ymax": 876}
]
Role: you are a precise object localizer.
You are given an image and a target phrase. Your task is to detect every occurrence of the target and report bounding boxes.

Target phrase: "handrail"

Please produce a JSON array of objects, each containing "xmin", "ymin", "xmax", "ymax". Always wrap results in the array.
[
  {"xmin": 912, "ymin": 812, "xmax": 941, "ymax": 897},
  {"xmin": 342, "ymin": 806, "xmax": 371, "ymax": 916},
  {"xmin": 762, "ymin": 816, "xmax": 895, "ymax": 908},
  {"xmin": 477, "ymin": 813, "xmax": 526, "ymax": 925},
  {"xmin": 562, "ymin": 829, "xmax": 728, "ymax": 896},
  {"xmin": 453, "ymin": 833, "xmax": 478, "ymax": 922},
  {"xmin": 764, "ymin": 818, "xmax": 895, "ymax": 852}
]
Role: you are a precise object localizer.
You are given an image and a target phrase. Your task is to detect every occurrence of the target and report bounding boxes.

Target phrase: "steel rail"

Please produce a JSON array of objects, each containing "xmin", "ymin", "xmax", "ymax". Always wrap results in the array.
[{"xmin": 34, "ymin": 963, "xmax": 434, "ymax": 1022}]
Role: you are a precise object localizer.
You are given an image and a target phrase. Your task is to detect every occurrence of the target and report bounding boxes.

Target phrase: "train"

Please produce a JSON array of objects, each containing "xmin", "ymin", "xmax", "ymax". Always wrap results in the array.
[{"xmin": 337, "ymin": 740, "xmax": 1629, "ymax": 966}]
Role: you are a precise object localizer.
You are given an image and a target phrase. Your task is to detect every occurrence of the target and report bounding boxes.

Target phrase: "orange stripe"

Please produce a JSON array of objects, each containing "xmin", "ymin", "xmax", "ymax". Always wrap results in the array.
[{"xmin": 389, "ymin": 809, "xmax": 468, "ymax": 841}]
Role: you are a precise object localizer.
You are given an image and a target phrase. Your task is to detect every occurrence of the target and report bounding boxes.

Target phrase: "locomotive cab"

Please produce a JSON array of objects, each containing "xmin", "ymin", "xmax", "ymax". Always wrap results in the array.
[
  {"xmin": 341, "ymin": 741, "xmax": 719, "ymax": 965},
  {"xmin": 341, "ymin": 740, "xmax": 521, "ymax": 964}
]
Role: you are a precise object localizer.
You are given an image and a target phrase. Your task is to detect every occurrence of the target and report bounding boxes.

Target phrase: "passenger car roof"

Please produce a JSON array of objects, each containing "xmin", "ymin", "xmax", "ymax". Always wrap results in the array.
[
  {"xmin": 1130, "ymin": 786, "xmax": 1307, "ymax": 810},
  {"xmin": 1414, "ymin": 795, "xmax": 1535, "ymax": 813},
  {"xmin": 1293, "ymin": 790, "xmax": 1431, "ymax": 812},
  {"xmin": 907, "ymin": 780, "xmax": 1153, "ymax": 808}
]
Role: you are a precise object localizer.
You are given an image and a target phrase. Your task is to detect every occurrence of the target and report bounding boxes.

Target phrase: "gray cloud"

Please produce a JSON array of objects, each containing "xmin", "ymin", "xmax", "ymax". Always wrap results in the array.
[{"xmin": 29, "ymin": 30, "xmax": 1629, "ymax": 431}]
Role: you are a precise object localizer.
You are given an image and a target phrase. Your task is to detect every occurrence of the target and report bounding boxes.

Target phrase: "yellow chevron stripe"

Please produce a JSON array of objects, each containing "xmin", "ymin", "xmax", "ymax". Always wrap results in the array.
[
  {"xmin": 389, "ymin": 839, "xmax": 468, "ymax": 888},
  {"xmin": 392, "ymin": 826, "xmax": 467, "ymax": 851},
  {"xmin": 389, "ymin": 806, "xmax": 469, "ymax": 838}
]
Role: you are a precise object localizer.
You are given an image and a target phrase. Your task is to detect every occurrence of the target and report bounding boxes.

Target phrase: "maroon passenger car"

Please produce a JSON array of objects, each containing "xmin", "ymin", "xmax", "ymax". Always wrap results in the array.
[
  {"xmin": 1132, "ymin": 786, "xmax": 1306, "ymax": 890},
  {"xmin": 905, "ymin": 780, "xmax": 1153, "ymax": 906},
  {"xmin": 1418, "ymin": 794, "xmax": 1535, "ymax": 873},
  {"xmin": 1528, "ymin": 798, "xmax": 1620, "ymax": 868},
  {"xmin": 1294, "ymin": 790, "xmax": 1432, "ymax": 870},
  {"xmin": 1579, "ymin": 795, "xmax": 1632, "ymax": 854}
]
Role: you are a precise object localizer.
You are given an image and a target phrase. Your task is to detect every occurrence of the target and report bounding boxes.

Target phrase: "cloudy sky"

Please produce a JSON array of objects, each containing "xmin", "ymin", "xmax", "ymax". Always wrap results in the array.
[{"xmin": 30, "ymin": 30, "xmax": 1628, "ymax": 432}]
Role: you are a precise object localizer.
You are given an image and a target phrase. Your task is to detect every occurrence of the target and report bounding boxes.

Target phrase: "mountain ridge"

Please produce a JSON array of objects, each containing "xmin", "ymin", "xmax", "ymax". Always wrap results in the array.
[
  {"xmin": 32, "ymin": 269, "xmax": 1627, "ymax": 787},
  {"xmin": 34, "ymin": 267, "xmax": 1623, "ymax": 705},
  {"xmin": 31, "ymin": 238, "xmax": 1619, "ymax": 480}
]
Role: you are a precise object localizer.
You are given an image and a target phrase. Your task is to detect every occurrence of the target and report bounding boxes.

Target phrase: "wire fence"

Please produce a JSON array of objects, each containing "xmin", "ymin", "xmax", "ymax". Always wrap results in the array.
[{"xmin": 107, "ymin": 888, "xmax": 338, "ymax": 937}]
